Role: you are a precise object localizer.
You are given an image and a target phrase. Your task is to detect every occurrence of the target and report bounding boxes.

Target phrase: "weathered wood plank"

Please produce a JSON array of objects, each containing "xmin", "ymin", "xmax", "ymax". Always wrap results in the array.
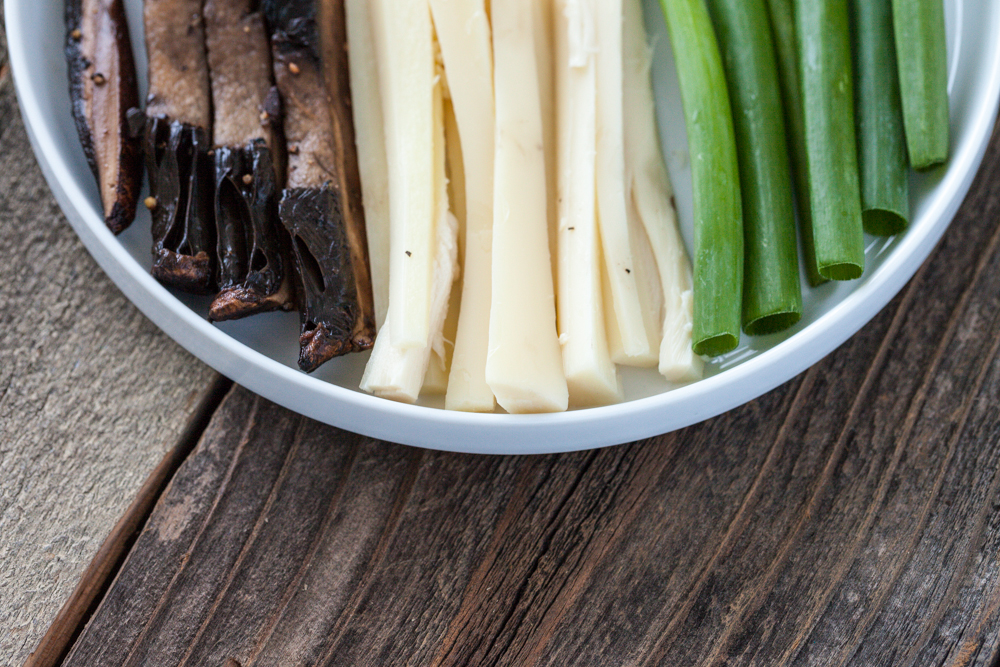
[
  {"xmin": 206, "ymin": 440, "xmax": 418, "ymax": 666},
  {"xmin": 779, "ymin": 171, "xmax": 1000, "ymax": 667},
  {"xmin": 0, "ymin": 8, "xmax": 221, "ymax": 664},
  {"xmin": 116, "ymin": 398, "xmax": 302, "ymax": 667},
  {"xmin": 278, "ymin": 447, "xmax": 526, "ymax": 667},
  {"xmin": 519, "ymin": 279, "xmax": 905, "ymax": 667},
  {"xmin": 431, "ymin": 379, "xmax": 804, "ymax": 667},
  {"xmin": 57, "ymin": 387, "xmax": 255, "ymax": 667}
]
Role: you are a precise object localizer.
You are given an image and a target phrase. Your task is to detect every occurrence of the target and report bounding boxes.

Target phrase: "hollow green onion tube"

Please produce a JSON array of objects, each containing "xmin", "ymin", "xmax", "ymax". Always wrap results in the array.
[
  {"xmin": 705, "ymin": 0, "xmax": 802, "ymax": 336},
  {"xmin": 764, "ymin": 0, "xmax": 825, "ymax": 287},
  {"xmin": 854, "ymin": 0, "xmax": 910, "ymax": 235},
  {"xmin": 796, "ymin": 0, "xmax": 865, "ymax": 281},
  {"xmin": 893, "ymin": 0, "xmax": 949, "ymax": 169},
  {"xmin": 659, "ymin": 0, "xmax": 742, "ymax": 357}
]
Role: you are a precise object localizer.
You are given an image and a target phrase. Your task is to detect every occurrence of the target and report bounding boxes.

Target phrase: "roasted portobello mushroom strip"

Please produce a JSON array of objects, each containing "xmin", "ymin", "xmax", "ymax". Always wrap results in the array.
[
  {"xmin": 266, "ymin": 0, "xmax": 376, "ymax": 373},
  {"xmin": 203, "ymin": 0, "xmax": 294, "ymax": 321},
  {"xmin": 317, "ymin": 0, "xmax": 377, "ymax": 351},
  {"xmin": 144, "ymin": 0, "xmax": 215, "ymax": 293},
  {"xmin": 66, "ymin": 0, "xmax": 142, "ymax": 235}
]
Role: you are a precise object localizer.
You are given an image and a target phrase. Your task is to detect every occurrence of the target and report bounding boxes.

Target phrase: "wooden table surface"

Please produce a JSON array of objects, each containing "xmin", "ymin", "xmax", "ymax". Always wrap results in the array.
[{"xmin": 5, "ymin": 8, "xmax": 1000, "ymax": 665}]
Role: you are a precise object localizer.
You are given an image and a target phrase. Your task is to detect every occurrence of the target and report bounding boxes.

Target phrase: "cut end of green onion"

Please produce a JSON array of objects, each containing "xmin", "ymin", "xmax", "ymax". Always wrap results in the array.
[
  {"xmin": 693, "ymin": 332, "xmax": 740, "ymax": 358},
  {"xmin": 819, "ymin": 261, "xmax": 864, "ymax": 282},
  {"xmin": 911, "ymin": 153, "xmax": 948, "ymax": 172},
  {"xmin": 744, "ymin": 310, "xmax": 802, "ymax": 337},
  {"xmin": 863, "ymin": 208, "xmax": 908, "ymax": 237}
]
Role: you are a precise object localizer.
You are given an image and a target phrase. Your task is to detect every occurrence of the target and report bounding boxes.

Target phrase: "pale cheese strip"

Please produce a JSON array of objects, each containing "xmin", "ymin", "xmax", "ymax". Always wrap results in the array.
[
  {"xmin": 533, "ymin": 0, "xmax": 559, "ymax": 290},
  {"xmin": 554, "ymin": 0, "xmax": 622, "ymax": 407},
  {"xmin": 603, "ymin": 200, "xmax": 663, "ymax": 368},
  {"xmin": 345, "ymin": 0, "xmax": 390, "ymax": 330},
  {"xmin": 371, "ymin": 0, "xmax": 435, "ymax": 349},
  {"xmin": 362, "ymin": 77, "xmax": 459, "ymax": 402},
  {"xmin": 425, "ymin": 56, "xmax": 457, "ymax": 396},
  {"xmin": 627, "ymin": 195, "xmax": 666, "ymax": 365},
  {"xmin": 606, "ymin": 195, "xmax": 663, "ymax": 367},
  {"xmin": 360, "ymin": 210, "xmax": 460, "ymax": 402},
  {"xmin": 429, "ymin": 0, "xmax": 498, "ymax": 413},
  {"xmin": 486, "ymin": 0, "xmax": 568, "ymax": 414},
  {"xmin": 623, "ymin": 0, "xmax": 702, "ymax": 382},
  {"xmin": 595, "ymin": 0, "xmax": 654, "ymax": 361},
  {"xmin": 424, "ymin": 98, "xmax": 467, "ymax": 396}
]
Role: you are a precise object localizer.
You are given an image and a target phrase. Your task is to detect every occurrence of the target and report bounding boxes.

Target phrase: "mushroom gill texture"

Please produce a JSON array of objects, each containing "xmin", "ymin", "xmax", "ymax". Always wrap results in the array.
[
  {"xmin": 267, "ymin": 0, "xmax": 376, "ymax": 372},
  {"xmin": 281, "ymin": 186, "xmax": 363, "ymax": 372},
  {"xmin": 209, "ymin": 141, "xmax": 295, "ymax": 321},
  {"xmin": 66, "ymin": 0, "xmax": 142, "ymax": 234},
  {"xmin": 144, "ymin": 117, "xmax": 216, "ymax": 293}
]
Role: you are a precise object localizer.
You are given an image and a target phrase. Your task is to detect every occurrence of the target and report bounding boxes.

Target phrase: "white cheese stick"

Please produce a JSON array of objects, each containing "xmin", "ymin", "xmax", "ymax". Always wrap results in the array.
[
  {"xmin": 631, "ymin": 198, "xmax": 666, "ymax": 344},
  {"xmin": 362, "ymin": 77, "xmax": 459, "ymax": 402},
  {"xmin": 596, "ymin": 0, "xmax": 654, "ymax": 362},
  {"xmin": 533, "ymin": 0, "xmax": 559, "ymax": 289},
  {"xmin": 429, "ymin": 0, "xmax": 498, "ymax": 413},
  {"xmin": 623, "ymin": 0, "xmax": 702, "ymax": 382},
  {"xmin": 370, "ymin": 0, "xmax": 436, "ymax": 349},
  {"xmin": 345, "ymin": 0, "xmax": 390, "ymax": 331},
  {"xmin": 424, "ymin": 98, "xmax": 467, "ymax": 396},
  {"xmin": 555, "ymin": 0, "xmax": 622, "ymax": 407},
  {"xmin": 604, "ymin": 196, "xmax": 663, "ymax": 368},
  {"xmin": 360, "ymin": 209, "xmax": 459, "ymax": 402},
  {"xmin": 486, "ymin": 0, "xmax": 568, "ymax": 414}
]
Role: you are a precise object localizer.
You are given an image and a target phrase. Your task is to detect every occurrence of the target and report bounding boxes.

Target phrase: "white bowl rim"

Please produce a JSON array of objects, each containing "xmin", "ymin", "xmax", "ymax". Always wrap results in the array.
[{"xmin": 6, "ymin": 0, "xmax": 1000, "ymax": 454}]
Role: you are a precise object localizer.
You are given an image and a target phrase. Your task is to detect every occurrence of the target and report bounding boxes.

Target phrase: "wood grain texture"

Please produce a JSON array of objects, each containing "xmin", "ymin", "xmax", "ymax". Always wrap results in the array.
[
  {"xmin": 0, "ymin": 9, "xmax": 220, "ymax": 664},
  {"xmin": 62, "ymin": 113, "xmax": 1000, "ymax": 666}
]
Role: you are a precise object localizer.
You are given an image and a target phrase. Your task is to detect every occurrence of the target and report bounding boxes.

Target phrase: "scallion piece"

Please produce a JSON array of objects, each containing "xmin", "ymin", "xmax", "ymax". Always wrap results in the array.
[
  {"xmin": 796, "ymin": 0, "xmax": 865, "ymax": 281},
  {"xmin": 659, "ymin": 0, "xmax": 743, "ymax": 357},
  {"xmin": 764, "ymin": 0, "xmax": 825, "ymax": 287},
  {"xmin": 706, "ymin": 0, "xmax": 801, "ymax": 336},
  {"xmin": 854, "ymin": 0, "xmax": 910, "ymax": 235},
  {"xmin": 893, "ymin": 0, "xmax": 950, "ymax": 170}
]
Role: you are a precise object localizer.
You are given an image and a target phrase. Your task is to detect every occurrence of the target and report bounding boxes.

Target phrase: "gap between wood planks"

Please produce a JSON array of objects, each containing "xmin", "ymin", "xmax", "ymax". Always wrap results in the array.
[{"xmin": 23, "ymin": 376, "xmax": 234, "ymax": 667}]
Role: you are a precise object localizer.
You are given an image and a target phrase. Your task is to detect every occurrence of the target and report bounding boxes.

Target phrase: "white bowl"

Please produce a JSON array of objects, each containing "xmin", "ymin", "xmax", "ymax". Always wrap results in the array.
[{"xmin": 6, "ymin": 0, "xmax": 1000, "ymax": 454}]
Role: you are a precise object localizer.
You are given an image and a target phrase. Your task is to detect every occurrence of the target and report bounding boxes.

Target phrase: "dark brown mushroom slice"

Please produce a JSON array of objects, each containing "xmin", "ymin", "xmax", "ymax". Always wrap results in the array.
[
  {"xmin": 316, "ymin": 0, "xmax": 377, "ymax": 355},
  {"xmin": 267, "ymin": 0, "xmax": 375, "ymax": 372},
  {"xmin": 143, "ymin": 0, "xmax": 216, "ymax": 292},
  {"xmin": 209, "ymin": 142, "xmax": 295, "ymax": 321},
  {"xmin": 65, "ymin": 0, "xmax": 142, "ymax": 235},
  {"xmin": 281, "ymin": 186, "xmax": 362, "ymax": 372},
  {"xmin": 203, "ymin": 0, "xmax": 293, "ymax": 321}
]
